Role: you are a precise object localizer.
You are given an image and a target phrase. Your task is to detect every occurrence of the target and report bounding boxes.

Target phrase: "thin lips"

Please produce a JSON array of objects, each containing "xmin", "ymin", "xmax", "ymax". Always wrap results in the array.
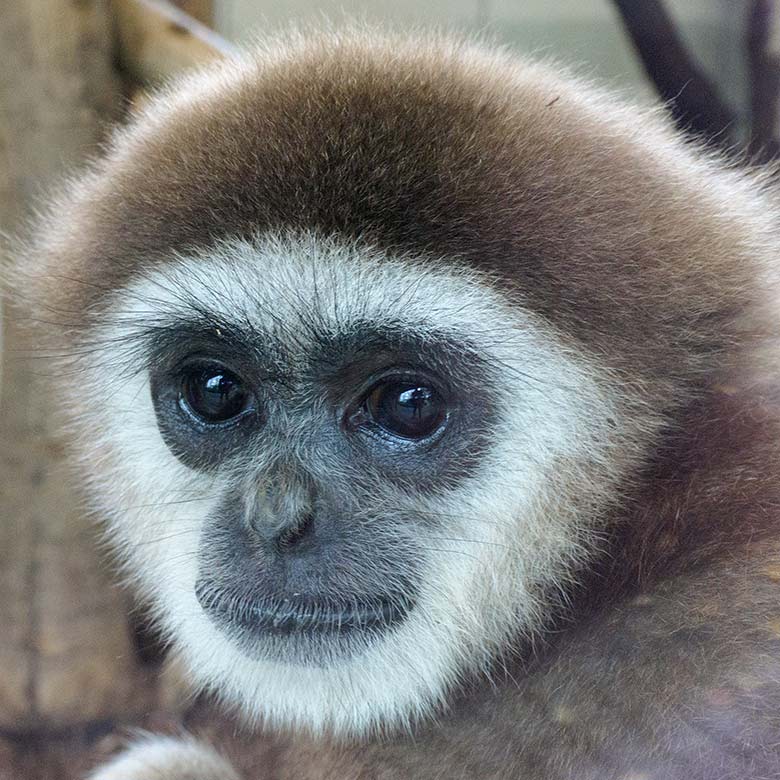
[{"xmin": 197, "ymin": 585, "xmax": 412, "ymax": 636}]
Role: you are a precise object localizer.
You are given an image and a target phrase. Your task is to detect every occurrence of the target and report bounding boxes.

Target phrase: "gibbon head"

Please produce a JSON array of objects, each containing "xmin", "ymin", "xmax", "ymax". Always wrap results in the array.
[{"xmin": 12, "ymin": 30, "xmax": 776, "ymax": 736}]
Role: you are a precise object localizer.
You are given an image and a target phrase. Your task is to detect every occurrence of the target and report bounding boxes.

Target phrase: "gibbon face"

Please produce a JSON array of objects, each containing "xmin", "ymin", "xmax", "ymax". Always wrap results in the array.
[
  {"xmin": 14, "ymin": 32, "xmax": 776, "ymax": 736},
  {"xmin": 80, "ymin": 234, "xmax": 630, "ymax": 732}
]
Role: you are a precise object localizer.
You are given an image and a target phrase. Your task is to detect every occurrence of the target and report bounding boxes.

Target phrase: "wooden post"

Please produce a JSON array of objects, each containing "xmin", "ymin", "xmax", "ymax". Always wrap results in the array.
[
  {"xmin": 112, "ymin": 0, "xmax": 236, "ymax": 85},
  {"xmin": 0, "ymin": 0, "xmax": 158, "ymax": 731},
  {"xmin": 171, "ymin": 0, "xmax": 214, "ymax": 26}
]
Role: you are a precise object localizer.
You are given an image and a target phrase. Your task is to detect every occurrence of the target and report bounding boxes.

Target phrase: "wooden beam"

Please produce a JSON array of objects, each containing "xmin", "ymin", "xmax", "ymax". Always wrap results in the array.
[
  {"xmin": 171, "ymin": 0, "xmax": 214, "ymax": 26},
  {"xmin": 113, "ymin": 0, "xmax": 237, "ymax": 86}
]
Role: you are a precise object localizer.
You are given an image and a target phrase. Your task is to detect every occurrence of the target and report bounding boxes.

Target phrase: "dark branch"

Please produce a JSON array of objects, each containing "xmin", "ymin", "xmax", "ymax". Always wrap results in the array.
[
  {"xmin": 611, "ymin": 0, "xmax": 738, "ymax": 153},
  {"xmin": 746, "ymin": 0, "xmax": 780, "ymax": 163}
]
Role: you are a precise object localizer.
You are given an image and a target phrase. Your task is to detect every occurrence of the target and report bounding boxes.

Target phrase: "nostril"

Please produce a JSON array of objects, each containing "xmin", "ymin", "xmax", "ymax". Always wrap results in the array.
[{"xmin": 276, "ymin": 513, "xmax": 315, "ymax": 551}]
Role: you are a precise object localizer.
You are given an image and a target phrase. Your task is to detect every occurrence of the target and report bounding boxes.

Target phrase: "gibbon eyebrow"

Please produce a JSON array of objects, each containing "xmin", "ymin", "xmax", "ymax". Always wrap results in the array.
[
  {"xmin": 136, "ymin": 312, "xmax": 484, "ymax": 379},
  {"xmin": 308, "ymin": 321, "xmax": 484, "ymax": 374},
  {"xmin": 139, "ymin": 315, "xmax": 285, "ymax": 374}
]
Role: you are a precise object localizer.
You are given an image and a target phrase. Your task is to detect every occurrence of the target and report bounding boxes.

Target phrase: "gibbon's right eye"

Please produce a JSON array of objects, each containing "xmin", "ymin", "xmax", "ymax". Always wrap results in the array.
[
  {"xmin": 178, "ymin": 363, "xmax": 255, "ymax": 425},
  {"xmin": 365, "ymin": 380, "xmax": 447, "ymax": 440}
]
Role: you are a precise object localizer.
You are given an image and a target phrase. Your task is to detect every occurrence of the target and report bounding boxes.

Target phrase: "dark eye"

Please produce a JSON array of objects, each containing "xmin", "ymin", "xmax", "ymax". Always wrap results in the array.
[
  {"xmin": 179, "ymin": 364, "xmax": 253, "ymax": 424},
  {"xmin": 365, "ymin": 381, "xmax": 447, "ymax": 440}
]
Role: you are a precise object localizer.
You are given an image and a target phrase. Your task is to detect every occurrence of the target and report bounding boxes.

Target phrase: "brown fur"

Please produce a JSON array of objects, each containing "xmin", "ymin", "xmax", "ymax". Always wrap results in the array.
[{"xmin": 11, "ymin": 29, "xmax": 780, "ymax": 779}]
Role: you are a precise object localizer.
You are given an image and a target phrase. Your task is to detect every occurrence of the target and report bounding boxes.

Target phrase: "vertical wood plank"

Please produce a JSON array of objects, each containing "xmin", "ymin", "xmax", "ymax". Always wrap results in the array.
[{"xmin": 0, "ymin": 0, "xmax": 156, "ymax": 728}]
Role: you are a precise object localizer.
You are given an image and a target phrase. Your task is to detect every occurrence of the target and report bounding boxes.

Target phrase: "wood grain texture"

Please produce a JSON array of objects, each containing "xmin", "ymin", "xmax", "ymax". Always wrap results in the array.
[{"xmin": 0, "ymin": 0, "xmax": 157, "ymax": 730}]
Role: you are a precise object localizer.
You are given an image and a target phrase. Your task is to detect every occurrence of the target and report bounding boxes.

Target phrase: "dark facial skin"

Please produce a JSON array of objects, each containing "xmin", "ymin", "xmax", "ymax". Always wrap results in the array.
[{"xmin": 147, "ymin": 317, "xmax": 496, "ymax": 663}]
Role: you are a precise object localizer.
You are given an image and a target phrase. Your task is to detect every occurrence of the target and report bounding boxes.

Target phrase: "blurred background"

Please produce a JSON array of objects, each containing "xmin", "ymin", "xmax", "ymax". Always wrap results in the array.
[
  {"xmin": 1, "ymin": 2, "xmax": 778, "ymax": 779},
  {"xmin": 220, "ymin": 1, "xmax": 747, "ymax": 121}
]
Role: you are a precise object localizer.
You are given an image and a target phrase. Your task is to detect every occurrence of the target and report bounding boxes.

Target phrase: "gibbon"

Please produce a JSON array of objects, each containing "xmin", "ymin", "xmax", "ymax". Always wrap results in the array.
[{"xmin": 10, "ymin": 29, "xmax": 780, "ymax": 780}]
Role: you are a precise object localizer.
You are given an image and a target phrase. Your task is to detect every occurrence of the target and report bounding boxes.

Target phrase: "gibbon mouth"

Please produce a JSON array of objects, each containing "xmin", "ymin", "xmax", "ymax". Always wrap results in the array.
[{"xmin": 195, "ymin": 583, "xmax": 414, "ymax": 638}]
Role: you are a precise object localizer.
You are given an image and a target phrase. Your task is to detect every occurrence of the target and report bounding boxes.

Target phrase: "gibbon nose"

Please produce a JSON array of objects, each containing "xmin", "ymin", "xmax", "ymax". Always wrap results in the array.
[
  {"xmin": 273, "ymin": 511, "xmax": 316, "ymax": 551},
  {"xmin": 247, "ymin": 475, "xmax": 317, "ymax": 552}
]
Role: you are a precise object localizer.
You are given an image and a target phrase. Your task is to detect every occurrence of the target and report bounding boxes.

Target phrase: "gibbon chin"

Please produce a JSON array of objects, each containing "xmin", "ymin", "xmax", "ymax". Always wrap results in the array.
[{"xmin": 10, "ymin": 27, "xmax": 780, "ymax": 780}]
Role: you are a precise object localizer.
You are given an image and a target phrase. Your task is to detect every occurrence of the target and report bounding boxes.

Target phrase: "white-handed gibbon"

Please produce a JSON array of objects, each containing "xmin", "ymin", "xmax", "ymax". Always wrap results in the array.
[{"xmin": 9, "ymin": 29, "xmax": 780, "ymax": 780}]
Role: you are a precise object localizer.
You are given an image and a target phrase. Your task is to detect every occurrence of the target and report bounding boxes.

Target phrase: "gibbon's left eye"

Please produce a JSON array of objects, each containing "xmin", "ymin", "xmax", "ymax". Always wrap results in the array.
[
  {"xmin": 365, "ymin": 380, "xmax": 447, "ymax": 440},
  {"xmin": 179, "ymin": 363, "xmax": 254, "ymax": 424}
]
